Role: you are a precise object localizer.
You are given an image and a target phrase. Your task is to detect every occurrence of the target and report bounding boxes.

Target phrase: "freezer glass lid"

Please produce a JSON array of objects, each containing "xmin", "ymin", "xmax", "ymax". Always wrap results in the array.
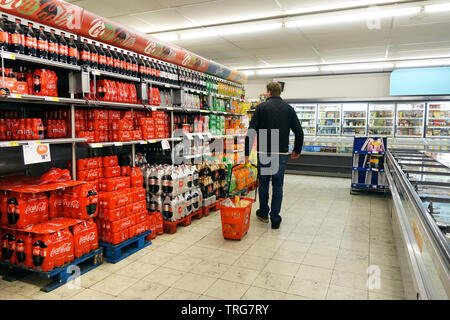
[
  {"xmin": 398, "ymin": 160, "xmax": 444, "ymax": 166},
  {"xmin": 408, "ymin": 173, "xmax": 450, "ymax": 183},
  {"xmin": 402, "ymin": 166, "xmax": 450, "ymax": 174},
  {"xmin": 417, "ymin": 185, "xmax": 450, "ymax": 197},
  {"xmin": 423, "ymin": 201, "xmax": 450, "ymax": 226}
]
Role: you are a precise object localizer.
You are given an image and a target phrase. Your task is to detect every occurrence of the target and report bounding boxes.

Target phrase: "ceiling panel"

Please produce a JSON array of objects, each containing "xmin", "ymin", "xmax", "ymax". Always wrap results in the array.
[
  {"xmin": 68, "ymin": 0, "xmax": 166, "ymax": 18},
  {"xmin": 177, "ymin": 0, "xmax": 283, "ymax": 25},
  {"xmin": 132, "ymin": 9, "xmax": 196, "ymax": 32}
]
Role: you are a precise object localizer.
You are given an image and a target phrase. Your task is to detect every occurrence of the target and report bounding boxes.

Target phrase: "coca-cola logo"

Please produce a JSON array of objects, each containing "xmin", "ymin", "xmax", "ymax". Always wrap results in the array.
[
  {"xmin": 0, "ymin": 0, "xmax": 82, "ymax": 30},
  {"xmin": 63, "ymin": 199, "xmax": 80, "ymax": 209},
  {"xmin": 78, "ymin": 232, "xmax": 96, "ymax": 245},
  {"xmin": 25, "ymin": 201, "xmax": 47, "ymax": 214},
  {"xmin": 50, "ymin": 242, "xmax": 72, "ymax": 258}
]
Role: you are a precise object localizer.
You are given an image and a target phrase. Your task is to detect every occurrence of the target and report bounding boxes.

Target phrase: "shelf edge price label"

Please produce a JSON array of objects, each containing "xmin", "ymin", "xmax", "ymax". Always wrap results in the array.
[
  {"xmin": 23, "ymin": 143, "xmax": 51, "ymax": 165},
  {"xmin": 148, "ymin": 140, "xmax": 157, "ymax": 143},
  {"xmin": 4, "ymin": 53, "xmax": 15, "ymax": 60},
  {"xmin": 10, "ymin": 94, "xmax": 21, "ymax": 99},
  {"xmin": 161, "ymin": 139, "xmax": 171, "ymax": 150},
  {"xmin": 91, "ymin": 143, "xmax": 102, "ymax": 148},
  {"xmin": 140, "ymin": 140, "xmax": 148, "ymax": 145},
  {"xmin": 45, "ymin": 97, "xmax": 59, "ymax": 102},
  {"xmin": 114, "ymin": 142, "xmax": 123, "ymax": 147}
]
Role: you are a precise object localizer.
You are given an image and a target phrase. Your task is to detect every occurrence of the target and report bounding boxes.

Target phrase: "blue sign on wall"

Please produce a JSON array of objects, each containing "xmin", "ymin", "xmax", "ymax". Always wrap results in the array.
[{"xmin": 390, "ymin": 67, "xmax": 450, "ymax": 96}]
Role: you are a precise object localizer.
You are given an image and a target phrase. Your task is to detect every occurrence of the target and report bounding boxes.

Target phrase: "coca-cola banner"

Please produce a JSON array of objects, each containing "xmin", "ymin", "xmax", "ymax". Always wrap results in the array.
[{"xmin": 0, "ymin": 0, "xmax": 247, "ymax": 83}]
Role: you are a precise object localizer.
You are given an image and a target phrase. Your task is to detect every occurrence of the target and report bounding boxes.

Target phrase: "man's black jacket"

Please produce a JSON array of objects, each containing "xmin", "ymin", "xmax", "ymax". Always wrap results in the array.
[{"xmin": 245, "ymin": 96, "xmax": 304, "ymax": 156}]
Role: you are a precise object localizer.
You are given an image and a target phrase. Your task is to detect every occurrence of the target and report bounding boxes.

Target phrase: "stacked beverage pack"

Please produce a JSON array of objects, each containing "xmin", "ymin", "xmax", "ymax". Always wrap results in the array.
[
  {"xmin": 143, "ymin": 164, "xmax": 202, "ymax": 223},
  {"xmin": 81, "ymin": 155, "xmax": 151, "ymax": 245},
  {"xmin": 0, "ymin": 170, "xmax": 99, "ymax": 272}
]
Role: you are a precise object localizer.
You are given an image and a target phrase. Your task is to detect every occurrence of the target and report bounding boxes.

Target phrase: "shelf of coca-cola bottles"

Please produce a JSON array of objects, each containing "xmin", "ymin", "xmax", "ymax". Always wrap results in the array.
[{"xmin": 0, "ymin": 14, "xmax": 247, "ymax": 111}]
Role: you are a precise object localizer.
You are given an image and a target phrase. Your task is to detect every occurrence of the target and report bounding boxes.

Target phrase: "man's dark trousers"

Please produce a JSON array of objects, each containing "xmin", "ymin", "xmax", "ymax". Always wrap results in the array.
[{"xmin": 257, "ymin": 154, "xmax": 289, "ymax": 224}]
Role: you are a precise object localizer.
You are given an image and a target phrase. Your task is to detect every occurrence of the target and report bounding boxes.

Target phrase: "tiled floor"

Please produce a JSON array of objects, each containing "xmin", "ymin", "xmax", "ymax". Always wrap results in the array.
[{"xmin": 0, "ymin": 175, "xmax": 405, "ymax": 300}]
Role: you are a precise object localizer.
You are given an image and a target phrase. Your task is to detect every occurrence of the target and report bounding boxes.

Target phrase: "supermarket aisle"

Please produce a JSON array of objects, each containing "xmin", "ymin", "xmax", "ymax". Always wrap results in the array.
[{"xmin": 0, "ymin": 175, "xmax": 405, "ymax": 300}]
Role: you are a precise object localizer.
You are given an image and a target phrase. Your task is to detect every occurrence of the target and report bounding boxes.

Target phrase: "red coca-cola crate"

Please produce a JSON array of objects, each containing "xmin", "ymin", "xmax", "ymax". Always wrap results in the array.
[
  {"xmin": 104, "ymin": 166, "xmax": 121, "ymax": 178},
  {"xmin": 6, "ymin": 192, "xmax": 49, "ymax": 229},
  {"xmin": 102, "ymin": 156, "xmax": 118, "ymax": 168},
  {"xmin": 71, "ymin": 220, "xmax": 98, "ymax": 259},
  {"xmin": 99, "ymin": 206, "xmax": 126, "ymax": 221}
]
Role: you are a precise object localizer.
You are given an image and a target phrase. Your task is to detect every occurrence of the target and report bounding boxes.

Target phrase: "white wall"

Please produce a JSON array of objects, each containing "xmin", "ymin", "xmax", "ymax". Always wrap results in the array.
[{"xmin": 245, "ymin": 72, "xmax": 391, "ymax": 100}]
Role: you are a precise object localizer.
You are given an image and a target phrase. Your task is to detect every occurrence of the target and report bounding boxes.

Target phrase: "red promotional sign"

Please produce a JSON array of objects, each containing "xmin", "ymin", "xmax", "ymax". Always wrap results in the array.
[{"xmin": 0, "ymin": 0, "xmax": 247, "ymax": 83}]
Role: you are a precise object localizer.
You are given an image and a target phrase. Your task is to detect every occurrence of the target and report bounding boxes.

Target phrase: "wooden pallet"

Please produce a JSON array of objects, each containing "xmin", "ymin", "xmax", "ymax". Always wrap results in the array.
[
  {"xmin": 99, "ymin": 230, "xmax": 151, "ymax": 264},
  {"xmin": 0, "ymin": 248, "xmax": 103, "ymax": 292}
]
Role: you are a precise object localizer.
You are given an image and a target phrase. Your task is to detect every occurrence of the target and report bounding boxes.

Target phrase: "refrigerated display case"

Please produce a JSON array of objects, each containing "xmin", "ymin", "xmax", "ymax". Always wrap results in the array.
[
  {"xmin": 397, "ymin": 103, "xmax": 425, "ymax": 137},
  {"xmin": 293, "ymin": 104, "xmax": 317, "ymax": 135},
  {"xmin": 342, "ymin": 103, "xmax": 367, "ymax": 136},
  {"xmin": 318, "ymin": 104, "xmax": 341, "ymax": 135},
  {"xmin": 386, "ymin": 150, "xmax": 449, "ymax": 300},
  {"xmin": 427, "ymin": 103, "xmax": 450, "ymax": 137},
  {"xmin": 369, "ymin": 104, "xmax": 395, "ymax": 136}
]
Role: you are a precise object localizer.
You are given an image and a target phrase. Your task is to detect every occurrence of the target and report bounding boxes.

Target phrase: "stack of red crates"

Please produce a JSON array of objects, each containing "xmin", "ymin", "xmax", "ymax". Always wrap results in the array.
[{"xmin": 89, "ymin": 156, "xmax": 151, "ymax": 245}]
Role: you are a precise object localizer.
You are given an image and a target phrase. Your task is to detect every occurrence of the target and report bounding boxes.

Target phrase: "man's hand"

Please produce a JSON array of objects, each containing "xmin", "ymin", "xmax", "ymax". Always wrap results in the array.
[
  {"xmin": 244, "ymin": 156, "xmax": 249, "ymax": 164},
  {"xmin": 291, "ymin": 152, "xmax": 300, "ymax": 160}
]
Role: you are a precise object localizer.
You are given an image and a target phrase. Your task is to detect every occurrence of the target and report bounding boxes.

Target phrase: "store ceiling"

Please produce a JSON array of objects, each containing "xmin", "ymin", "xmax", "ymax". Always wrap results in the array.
[{"xmin": 67, "ymin": 0, "xmax": 450, "ymax": 71}]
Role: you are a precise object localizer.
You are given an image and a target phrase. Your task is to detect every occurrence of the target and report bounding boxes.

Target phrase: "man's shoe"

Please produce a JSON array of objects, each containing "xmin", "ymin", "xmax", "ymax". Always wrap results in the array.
[
  {"xmin": 271, "ymin": 217, "xmax": 282, "ymax": 230},
  {"xmin": 256, "ymin": 209, "xmax": 269, "ymax": 223}
]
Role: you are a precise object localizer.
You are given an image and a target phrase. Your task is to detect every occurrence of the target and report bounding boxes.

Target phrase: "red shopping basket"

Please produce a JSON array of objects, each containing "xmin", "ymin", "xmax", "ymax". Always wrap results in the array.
[{"xmin": 218, "ymin": 197, "xmax": 255, "ymax": 240}]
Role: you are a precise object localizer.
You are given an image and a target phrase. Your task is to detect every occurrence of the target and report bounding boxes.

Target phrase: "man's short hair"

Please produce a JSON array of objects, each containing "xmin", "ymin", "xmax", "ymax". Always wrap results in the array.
[{"xmin": 267, "ymin": 82, "xmax": 282, "ymax": 96}]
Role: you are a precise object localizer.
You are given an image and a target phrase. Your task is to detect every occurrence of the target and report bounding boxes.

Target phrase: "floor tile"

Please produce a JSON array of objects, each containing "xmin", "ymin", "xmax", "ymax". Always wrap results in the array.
[
  {"xmin": 368, "ymin": 292, "xmax": 405, "ymax": 300},
  {"xmin": 302, "ymin": 253, "xmax": 336, "ymax": 270},
  {"xmin": 164, "ymin": 255, "xmax": 203, "ymax": 272},
  {"xmin": 252, "ymin": 272, "xmax": 293, "ymax": 292},
  {"xmin": 190, "ymin": 260, "xmax": 231, "ymax": 278},
  {"xmin": 70, "ymin": 288, "xmax": 116, "ymax": 300},
  {"xmin": 331, "ymin": 270, "xmax": 368, "ymax": 291},
  {"xmin": 137, "ymin": 250, "xmax": 176, "ymax": 266},
  {"xmin": 116, "ymin": 280, "xmax": 169, "ymax": 300},
  {"xmin": 242, "ymin": 286, "xmax": 286, "ymax": 300},
  {"xmin": 221, "ymin": 266, "xmax": 261, "ymax": 285},
  {"xmin": 263, "ymin": 260, "xmax": 300, "ymax": 277},
  {"xmin": 172, "ymin": 272, "xmax": 217, "ymax": 294},
  {"xmin": 204, "ymin": 279, "xmax": 250, "ymax": 300},
  {"xmin": 90, "ymin": 274, "xmax": 139, "ymax": 296},
  {"xmin": 287, "ymin": 278, "xmax": 329, "ymax": 300},
  {"xmin": 296, "ymin": 265, "xmax": 333, "ymax": 284},
  {"xmin": 79, "ymin": 268, "xmax": 112, "ymax": 288},
  {"xmin": 326, "ymin": 285, "xmax": 367, "ymax": 300},
  {"xmin": 115, "ymin": 261, "xmax": 160, "ymax": 279},
  {"xmin": 143, "ymin": 266, "xmax": 187, "ymax": 286},
  {"xmin": 233, "ymin": 254, "xmax": 270, "ymax": 271},
  {"xmin": 156, "ymin": 288, "xmax": 200, "ymax": 300}
]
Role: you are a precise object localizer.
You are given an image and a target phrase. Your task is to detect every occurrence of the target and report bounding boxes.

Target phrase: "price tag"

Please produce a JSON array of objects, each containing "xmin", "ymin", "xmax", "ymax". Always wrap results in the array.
[
  {"xmin": 148, "ymin": 140, "xmax": 157, "ymax": 143},
  {"xmin": 153, "ymin": 107, "xmax": 158, "ymax": 111},
  {"xmin": 10, "ymin": 94, "xmax": 21, "ymax": 99},
  {"xmin": 23, "ymin": 143, "xmax": 51, "ymax": 165},
  {"xmin": 140, "ymin": 140, "xmax": 148, "ymax": 145},
  {"xmin": 167, "ymin": 107, "xmax": 174, "ymax": 111},
  {"xmin": 161, "ymin": 139, "xmax": 171, "ymax": 150},
  {"xmin": 93, "ymin": 70, "xmax": 101, "ymax": 76},
  {"xmin": 0, "ymin": 141, "xmax": 18, "ymax": 147},
  {"xmin": 4, "ymin": 53, "xmax": 15, "ymax": 60},
  {"xmin": 165, "ymin": 84, "xmax": 171, "ymax": 88},
  {"xmin": 114, "ymin": 142, "xmax": 123, "ymax": 146},
  {"xmin": 91, "ymin": 143, "xmax": 103, "ymax": 148},
  {"xmin": 45, "ymin": 97, "xmax": 59, "ymax": 102}
]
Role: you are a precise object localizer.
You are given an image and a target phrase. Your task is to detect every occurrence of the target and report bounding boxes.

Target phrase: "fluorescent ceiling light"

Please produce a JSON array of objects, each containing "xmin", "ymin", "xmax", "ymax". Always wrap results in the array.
[
  {"xmin": 180, "ymin": 22, "xmax": 281, "ymax": 40},
  {"xmin": 396, "ymin": 59, "xmax": 450, "ymax": 68},
  {"xmin": 256, "ymin": 67, "xmax": 319, "ymax": 75},
  {"xmin": 154, "ymin": 34, "xmax": 178, "ymax": 42},
  {"xmin": 287, "ymin": 0, "xmax": 402, "ymax": 15},
  {"xmin": 321, "ymin": 62, "xmax": 394, "ymax": 71},
  {"xmin": 286, "ymin": 6, "xmax": 420, "ymax": 28},
  {"xmin": 425, "ymin": 2, "xmax": 450, "ymax": 13}
]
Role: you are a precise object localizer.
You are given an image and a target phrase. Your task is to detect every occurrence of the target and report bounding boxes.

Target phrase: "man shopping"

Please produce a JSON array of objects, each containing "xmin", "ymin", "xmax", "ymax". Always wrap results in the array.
[{"xmin": 245, "ymin": 82, "xmax": 304, "ymax": 229}]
